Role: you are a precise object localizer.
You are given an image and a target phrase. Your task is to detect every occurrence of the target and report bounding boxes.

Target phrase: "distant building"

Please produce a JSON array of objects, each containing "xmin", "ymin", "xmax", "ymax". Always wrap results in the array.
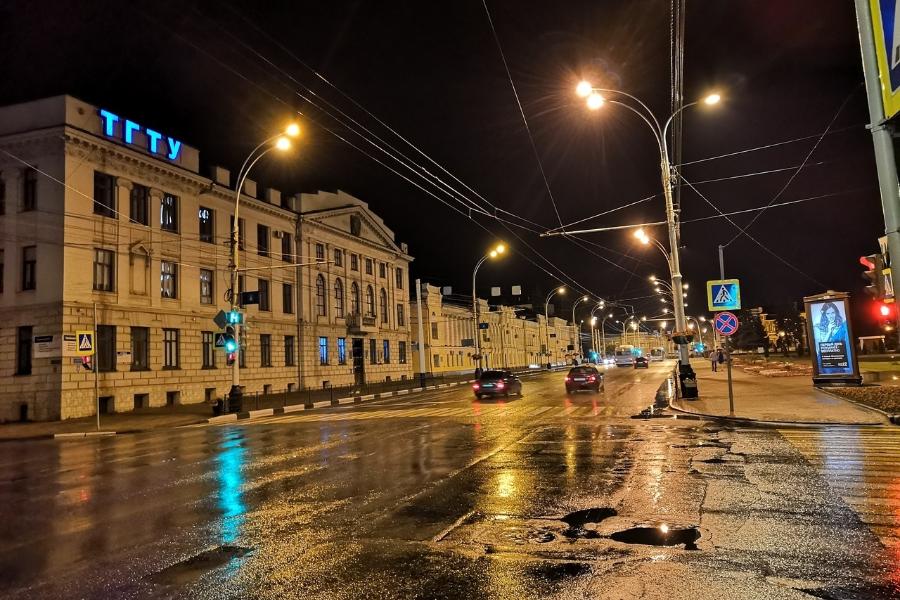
[{"xmin": 0, "ymin": 96, "xmax": 411, "ymax": 421}]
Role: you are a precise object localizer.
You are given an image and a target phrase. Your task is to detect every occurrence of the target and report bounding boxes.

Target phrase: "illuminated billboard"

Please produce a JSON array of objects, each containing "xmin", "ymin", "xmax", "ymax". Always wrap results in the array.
[{"xmin": 803, "ymin": 292, "xmax": 861, "ymax": 385}]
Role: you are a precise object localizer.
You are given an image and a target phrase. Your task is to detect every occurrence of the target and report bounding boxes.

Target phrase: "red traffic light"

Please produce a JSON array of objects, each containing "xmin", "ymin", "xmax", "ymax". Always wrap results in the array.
[
  {"xmin": 881, "ymin": 304, "xmax": 892, "ymax": 317},
  {"xmin": 860, "ymin": 255, "xmax": 876, "ymax": 269}
]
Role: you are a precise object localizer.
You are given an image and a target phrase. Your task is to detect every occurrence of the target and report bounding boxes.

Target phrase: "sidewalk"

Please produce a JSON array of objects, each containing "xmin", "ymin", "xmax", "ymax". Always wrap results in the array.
[{"xmin": 671, "ymin": 361, "xmax": 889, "ymax": 425}]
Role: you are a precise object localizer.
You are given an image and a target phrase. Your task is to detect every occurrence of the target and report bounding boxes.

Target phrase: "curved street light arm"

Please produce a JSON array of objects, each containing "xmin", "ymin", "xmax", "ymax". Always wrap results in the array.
[
  {"xmin": 595, "ymin": 88, "xmax": 663, "ymax": 137},
  {"xmin": 608, "ymin": 100, "xmax": 664, "ymax": 156}
]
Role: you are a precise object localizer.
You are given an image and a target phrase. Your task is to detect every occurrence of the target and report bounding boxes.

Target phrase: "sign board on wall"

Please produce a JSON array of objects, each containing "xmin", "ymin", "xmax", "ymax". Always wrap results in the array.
[
  {"xmin": 33, "ymin": 335, "xmax": 61, "ymax": 359},
  {"xmin": 803, "ymin": 291, "xmax": 862, "ymax": 385},
  {"xmin": 867, "ymin": 0, "xmax": 900, "ymax": 119}
]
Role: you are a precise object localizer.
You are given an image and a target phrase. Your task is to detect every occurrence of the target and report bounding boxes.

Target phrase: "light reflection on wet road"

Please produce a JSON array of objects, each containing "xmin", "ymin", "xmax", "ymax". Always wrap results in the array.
[{"xmin": 0, "ymin": 364, "xmax": 897, "ymax": 599}]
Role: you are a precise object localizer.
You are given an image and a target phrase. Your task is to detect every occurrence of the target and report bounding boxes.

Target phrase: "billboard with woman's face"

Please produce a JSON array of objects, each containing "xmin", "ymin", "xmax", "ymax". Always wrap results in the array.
[{"xmin": 805, "ymin": 294, "xmax": 859, "ymax": 382}]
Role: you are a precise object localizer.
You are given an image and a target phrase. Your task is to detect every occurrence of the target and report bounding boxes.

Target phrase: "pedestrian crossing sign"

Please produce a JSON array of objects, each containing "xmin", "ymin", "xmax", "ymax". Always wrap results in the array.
[
  {"xmin": 707, "ymin": 279, "xmax": 741, "ymax": 311},
  {"xmin": 75, "ymin": 330, "xmax": 95, "ymax": 356}
]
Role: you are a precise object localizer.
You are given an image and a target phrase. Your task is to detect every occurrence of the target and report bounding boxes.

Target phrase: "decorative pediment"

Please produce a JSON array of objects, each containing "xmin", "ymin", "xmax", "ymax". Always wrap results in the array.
[
  {"xmin": 307, "ymin": 207, "xmax": 402, "ymax": 254},
  {"xmin": 129, "ymin": 241, "xmax": 152, "ymax": 256}
]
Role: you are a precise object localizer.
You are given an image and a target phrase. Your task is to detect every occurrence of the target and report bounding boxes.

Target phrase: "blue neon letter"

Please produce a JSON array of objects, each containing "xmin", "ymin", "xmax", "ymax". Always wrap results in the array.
[
  {"xmin": 166, "ymin": 137, "xmax": 182, "ymax": 160},
  {"xmin": 99, "ymin": 109, "xmax": 119, "ymax": 136},
  {"xmin": 124, "ymin": 120, "xmax": 141, "ymax": 144},
  {"xmin": 145, "ymin": 128, "xmax": 162, "ymax": 154}
]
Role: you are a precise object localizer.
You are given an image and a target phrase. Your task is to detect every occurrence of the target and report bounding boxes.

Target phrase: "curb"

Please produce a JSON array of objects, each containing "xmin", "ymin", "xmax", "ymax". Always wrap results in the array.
[
  {"xmin": 814, "ymin": 387, "xmax": 900, "ymax": 426},
  {"xmin": 206, "ymin": 378, "xmax": 478, "ymax": 425},
  {"xmin": 53, "ymin": 431, "xmax": 118, "ymax": 439},
  {"xmin": 667, "ymin": 397, "xmax": 887, "ymax": 427}
]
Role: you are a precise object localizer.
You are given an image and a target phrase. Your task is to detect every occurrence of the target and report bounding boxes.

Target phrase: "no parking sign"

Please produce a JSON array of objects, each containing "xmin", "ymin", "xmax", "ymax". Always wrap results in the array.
[{"xmin": 714, "ymin": 312, "xmax": 739, "ymax": 337}]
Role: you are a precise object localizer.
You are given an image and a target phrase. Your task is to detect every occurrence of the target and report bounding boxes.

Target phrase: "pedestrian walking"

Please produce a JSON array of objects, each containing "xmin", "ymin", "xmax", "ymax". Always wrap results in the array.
[
  {"xmin": 710, "ymin": 349, "xmax": 718, "ymax": 372},
  {"xmin": 717, "ymin": 348, "xmax": 725, "ymax": 368}
]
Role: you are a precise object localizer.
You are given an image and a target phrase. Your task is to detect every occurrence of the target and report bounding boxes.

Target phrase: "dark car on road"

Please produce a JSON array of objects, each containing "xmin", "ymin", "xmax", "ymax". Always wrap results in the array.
[
  {"xmin": 473, "ymin": 370, "xmax": 523, "ymax": 399},
  {"xmin": 565, "ymin": 365, "xmax": 604, "ymax": 394},
  {"xmin": 634, "ymin": 356, "xmax": 649, "ymax": 369}
]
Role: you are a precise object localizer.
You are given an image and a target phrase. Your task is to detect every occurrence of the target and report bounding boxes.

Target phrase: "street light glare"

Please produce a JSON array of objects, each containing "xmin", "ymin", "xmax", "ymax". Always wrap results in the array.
[
  {"xmin": 285, "ymin": 123, "xmax": 301, "ymax": 137},
  {"xmin": 576, "ymin": 80, "xmax": 593, "ymax": 98},
  {"xmin": 489, "ymin": 250, "xmax": 498, "ymax": 258},
  {"xmin": 704, "ymin": 93, "xmax": 721, "ymax": 105},
  {"xmin": 582, "ymin": 295, "xmax": 589, "ymax": 301},
  {"xmin": 586, "ymin": 92, "xmax": 605, "ymax": 110},
  {"xmin": 495, "ymin": 243, "xmax": 506, "ymax": 254},
  {"xmin": 558, "ymin": 287, "xmax": 565, "ymax": 294},
  {"xmin": 275, "ymin": 136, "xmax": 291, "ymax": 151}
]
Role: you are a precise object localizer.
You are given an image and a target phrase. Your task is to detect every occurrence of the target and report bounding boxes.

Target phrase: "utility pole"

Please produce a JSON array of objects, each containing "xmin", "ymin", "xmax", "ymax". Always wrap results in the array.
[
  {"xmin": 93, "ymin": 301, "xmax": 99, "ymax": 431},
  {"xmin": 719, "ymin": 245, "xmax": 735, "ymax": 415},
  {"xmin": 856, "ymin": 0, "xmax": 900, "ymax": 332},
  {"xmin": 415, "ymin": 278, "xmax": 427, "ymax": 387}
]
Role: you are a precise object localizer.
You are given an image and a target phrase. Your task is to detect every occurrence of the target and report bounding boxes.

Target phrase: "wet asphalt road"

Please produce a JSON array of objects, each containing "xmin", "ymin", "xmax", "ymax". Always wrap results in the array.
[{"xmin": 0, "ymin": 363, "xmax": 898, "ymax": 599}]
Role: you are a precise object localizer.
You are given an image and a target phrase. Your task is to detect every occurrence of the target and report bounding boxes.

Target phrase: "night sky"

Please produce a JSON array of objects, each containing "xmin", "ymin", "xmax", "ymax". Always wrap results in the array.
[{"xmin": 0, "ymin": 1, "xmax": 886, "ymax": 330}]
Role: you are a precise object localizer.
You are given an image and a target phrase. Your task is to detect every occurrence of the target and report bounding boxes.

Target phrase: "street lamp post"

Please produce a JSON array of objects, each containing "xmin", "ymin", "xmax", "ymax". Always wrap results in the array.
[
  {"xmin": 228, "ymin": 123, "xmax": 300, "ymax": 409},
  {"xmin": 571, "ymin": 295, "xmax": 590, "ymax": 362},
  {"xmin": 544, "ymin": 286, "xmax": 565, "ymax": 369},
  {"xmin": 578, "ymin": 81, "xmax": 719, "ymax": 394},
  {"xmin": 589, "ymin": 300, "xmax": 607, "ymax": 358},
  {"xmin": 472, "ymin": 243, "xmax": 506, "ymax": 376}
]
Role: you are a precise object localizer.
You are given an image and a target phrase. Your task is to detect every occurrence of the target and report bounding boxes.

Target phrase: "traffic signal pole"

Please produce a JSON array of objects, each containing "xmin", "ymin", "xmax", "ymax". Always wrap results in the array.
[{"xmin": 856, "ymin": 0, "xmax": 900, "ymax": 331}]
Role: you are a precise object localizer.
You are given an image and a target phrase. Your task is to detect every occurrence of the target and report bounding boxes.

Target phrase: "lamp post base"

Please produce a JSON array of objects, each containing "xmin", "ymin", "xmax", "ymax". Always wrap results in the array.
[
  {"xmin": 227, "ymin": 384, "xmax": 244, "ymax": 413},
  {"xmin": 678, "ymin": 362, "xmax": 698, "ymax": 398}
]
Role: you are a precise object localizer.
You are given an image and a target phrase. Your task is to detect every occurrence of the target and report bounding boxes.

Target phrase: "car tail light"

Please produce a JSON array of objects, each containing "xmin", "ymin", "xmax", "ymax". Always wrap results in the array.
[
  {"xmin": 564, "ymin": 377, "xmax": 571, "ymax": 382},
  {"xmin": 496, "ymin": 381, "xmax": 505, "ymax": 389},
  {"xmin": 472, "ymin": 383, "xmax": 480, "ymax": 390},
  {"xmin": 588, "ymin": 376, "xmax": 596, "ymax": 382}
]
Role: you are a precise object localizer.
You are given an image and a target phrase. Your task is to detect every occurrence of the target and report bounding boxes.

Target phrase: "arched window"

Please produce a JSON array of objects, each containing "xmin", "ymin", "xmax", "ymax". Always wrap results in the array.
[
  {"xmin": 315, "ymin": 274, "xmax": 327, "ymax": 317},
  {"xmin": 366, "ymin": 285, "xmax": 375, "ymax": 317},
  {"xmin": 380, "ymin": 288, "xmax": 388, "ymax": 323},
  {"xmin": 334, "ymin": 278, "xmax": 344, "ymax": 318},
  {"xmin": 350, "ymin": 282, "xmax": 360, "ymax": 315}
]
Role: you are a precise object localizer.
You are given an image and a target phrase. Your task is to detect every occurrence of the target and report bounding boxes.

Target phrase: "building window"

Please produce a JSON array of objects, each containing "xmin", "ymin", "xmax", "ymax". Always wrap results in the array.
[
  {"xmin": 383, "ymin": 339, "xmax": 390, "ymax": 364},
  {"xmin": 399, "ymin": 341, "xmax": 407, "ymax": 364},
  {"xmin": 22, "ymin": 168, "xmax": 37, "ymax": 212},
  {"xmin": 316, "ymin": 275, "xmax": 327, "ymax": 316},
  {"xmin": 350, "ymin": 254, "xmax": 359, "ymax": 271},
  {"xmin": 163, "ymin": 328, "xmax": 179, "ymax": 368},
  {"xmin": 0, "ymin": 249, "xmax": 4, "ymax": 293},
  {"xmin": 380, "ymin": 288, "xmax": 388, "ymax": 323},
  {"xmin": 282, "ymin": 283, "xmax": 294, "ymax": 314},
  {"xmin": 337, "ymin": 337, "xmax": 347, "ymax": 365},
  {"xmin": 16, "ymin": 326, "xmax": 32, "ymax": 375},
  {"xmin": 257, "ymin": 224, "xmax": 269, "ymax": 257},
  {"xmin": 239, "ymin": 347, "xmax": 246, "ymax": 369},
  {"xmin": 93, "ymin": 171, "xmax": 116, "ymax": 218},
  {"xmin": 97, "ymin": 325, "xmax": 116, "ymax": 372},
  {"xmin": 130, "ymin": 184, "xmax": 150, "ymax": 225},
  {"xmin": 160, "ymin": 193, "xmax": 178, "ymax": 232},
  {"xmin": 161, "ymin": 261, "xmax": 177, "ymax": 298},
  {"xmin": 238, "ymin": 274, "xmax": 245, "ymax": 298},
  {"xmin": 0, "ymin": 173, "xmax": 5, "ymax": 215},
  {"xmin": 350, "ymin": 282, "xmax": 360, "ymax": 314},
  {"xmin": 93, "ymin": 248, "xmax": 115, "ymax": 292},
  {"xmin": 365, "ymin": 258, "xmax": 373, "ymax": 275},
  {"xmin": 397, "ymin": 304, "xmax": 405, "ymax": 326},
  {"xmin": 431, "ymin": 323, "xmax": 438, "ymax": 339},
  {"xmin": 379, "ymin": 263, "xmax": 386, "ymax": 278},
  {"xmin": 131, "ymin": 327, "xmax": 149, "ymax": 370},
  {"xmin": 369, "ymin": 338, "xmax": 377, "ymax": 364},
  {"xmin": 333, "ymin": 248, "xmax": 343, "ymax": 267},
  {"xmin": 396, "ymin": 267, "xmax": 404, "ymax": 289},
  {"xmin": 259, "ymin": 279, "xmax": 270, "ymax": 311},
  {"xmin": 260, "ymin": 334, "xmax": 271, "ymax": 367},
  {"xmin": 315, "ymin": 243, "xmax": 325, "ymax": 261},
  {"xmin": 200, "ymin": 269, "xmax": 214, "ymax": 304},
  {"xmin": 230, "ymin": 216, "xmax": 245, "ymax": 250},
  {"xmin": 199, "ymin": 206, "xmax": 214, "ymax": 242},
  {"xmin": 285, "ymin": 335, "xmax": 295, "ymax": 366},
  {"xmin": 21, "ymin": 245, "xmax": 36, "ymax": 291},
  {"xmin": 281, "ymin": 232, "xmax": 292, "ymax": 262},
  {"xmin": 318, "ymin": 336, "xmax": 328, "ymax": 365},
  {"xmin": 334, "ymin": 278, "xmax": 344, "ymax": 317},
  {"xmin": 366, "ymin": 285, "xmax": 375, "ymax": 317},
  {"xmin": 202, "ymin": 332, "xmax": 216, "ymax": 368}
]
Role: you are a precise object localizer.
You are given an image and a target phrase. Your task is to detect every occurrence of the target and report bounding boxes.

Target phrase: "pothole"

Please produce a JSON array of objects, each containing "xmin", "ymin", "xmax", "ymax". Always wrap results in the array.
[
  {"xmin": 609, "ymin": 525, "xmax": 700, "ymax": 550},
  {"xmin": 502, "ymin": 527, "xmax": 556, "ymax": 545},
  {"xmin": 145, "ymin": 545, "xmax": 252, "ymax": 585},
  {"xmin": 528, "ymin": 561, "xmax": 591, "ymax": 581},
  {"xmin": 560, "ymin": 507, "xmax": 616, "ymax": 538}
]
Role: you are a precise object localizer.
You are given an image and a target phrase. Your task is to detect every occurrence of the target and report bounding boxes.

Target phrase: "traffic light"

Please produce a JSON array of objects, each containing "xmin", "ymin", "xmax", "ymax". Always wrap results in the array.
[
  {"xmin": 861, "ymin": 254, "xmax": 885, "ymax": 299},
  {"xmin": 875, "ymin": 302, "xmax": 896, "ymax": 330},
  {"xmin": 226, "ymin": 310, "xmax": 243, "ymax": 325},
  {"xmin": 226, "ymin": 351, "xmax": 237, "ymax": 366},
  {"xmin": 223, "ymin": 325, "xmax": 238, "ymax": 353}
]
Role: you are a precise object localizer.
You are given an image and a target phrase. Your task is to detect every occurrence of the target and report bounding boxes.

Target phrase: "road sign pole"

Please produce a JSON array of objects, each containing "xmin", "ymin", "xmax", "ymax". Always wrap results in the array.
[
  {"xmin": 719, "ymin": 247, "xmax": 735, "ymax": 415},
  {"xmin": 93, "ymin": 302, "xmax": 100, "ymax": 431}
]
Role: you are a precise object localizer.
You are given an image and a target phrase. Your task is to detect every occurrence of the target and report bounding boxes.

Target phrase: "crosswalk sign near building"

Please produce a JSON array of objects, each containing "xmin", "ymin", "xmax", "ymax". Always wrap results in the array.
[
  {"xmin": 75, "ymin": 330, "xmax": 95, "ymax": 356},
  {"xmin": 707, "ymin": 279, "xmax": 741, "ymax": 312}
]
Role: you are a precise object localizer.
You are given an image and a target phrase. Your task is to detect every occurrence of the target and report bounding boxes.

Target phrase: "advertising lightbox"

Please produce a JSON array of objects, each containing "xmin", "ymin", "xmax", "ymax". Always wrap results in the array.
[{"xmin": 803, "ymin": 292, "xmax": 862, "ymax": 385}]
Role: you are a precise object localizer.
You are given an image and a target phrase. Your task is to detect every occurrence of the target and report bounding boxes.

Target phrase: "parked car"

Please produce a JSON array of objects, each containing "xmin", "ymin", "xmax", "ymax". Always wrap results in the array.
[
  {"xmin": 634, "ymin": 356, "xmax": 650, "ymax": 369},
  {"xmin": 565, "ymin": 365, "xmax": 604, "ymax": 394},
  {"xmin": 473, "ymin": 370, "xmax": 523, "ymax": 399}
]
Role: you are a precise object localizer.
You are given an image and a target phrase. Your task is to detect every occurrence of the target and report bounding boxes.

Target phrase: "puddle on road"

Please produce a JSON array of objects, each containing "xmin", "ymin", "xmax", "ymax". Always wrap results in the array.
[
  {"xmin": 560, "ymin": 507, "xmax": 616, "ymax": 539},
  {"xmin": 609, "ymin": 525, "xmax": 700, "ymax": 550},
  {"xmin": 528, "ymin": 561, "xmax": 592, "ymax": 581},
  {"xmin": 146, "ymin": 545, "xmax": 252, "ymax": 586}
]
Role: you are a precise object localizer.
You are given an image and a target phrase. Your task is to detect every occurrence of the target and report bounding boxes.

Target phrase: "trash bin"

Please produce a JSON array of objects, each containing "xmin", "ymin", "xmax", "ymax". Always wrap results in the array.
[
  {"xmin": 213, "ymin": 398, "xmax": 224, "ymax": 416},
  {"xmin": 679, "ymin": 371, "xmax": 699, "ymax": 399}
]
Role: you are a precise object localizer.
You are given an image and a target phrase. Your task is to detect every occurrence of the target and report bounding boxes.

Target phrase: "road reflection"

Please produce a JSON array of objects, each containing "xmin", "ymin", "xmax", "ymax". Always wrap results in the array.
[{"xmin": 216, "ymin": 431, "xmax": 247, "ymax": 544}]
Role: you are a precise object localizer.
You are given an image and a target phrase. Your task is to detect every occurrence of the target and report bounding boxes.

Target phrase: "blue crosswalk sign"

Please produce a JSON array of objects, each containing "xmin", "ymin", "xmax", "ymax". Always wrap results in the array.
[
  {"xmin": 76, "ymin": 330, "xmax": 95, "ymax": 356},
  {"xmin": 707, "ymin": 279, "xmax": 741, "ymax": 311}
]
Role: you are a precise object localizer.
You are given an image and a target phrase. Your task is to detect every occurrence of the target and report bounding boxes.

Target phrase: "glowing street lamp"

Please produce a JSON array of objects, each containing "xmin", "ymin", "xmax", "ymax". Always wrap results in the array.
[{"xmin": 472, "ymin": 243, "xmax": 507, "ymax": 374}]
